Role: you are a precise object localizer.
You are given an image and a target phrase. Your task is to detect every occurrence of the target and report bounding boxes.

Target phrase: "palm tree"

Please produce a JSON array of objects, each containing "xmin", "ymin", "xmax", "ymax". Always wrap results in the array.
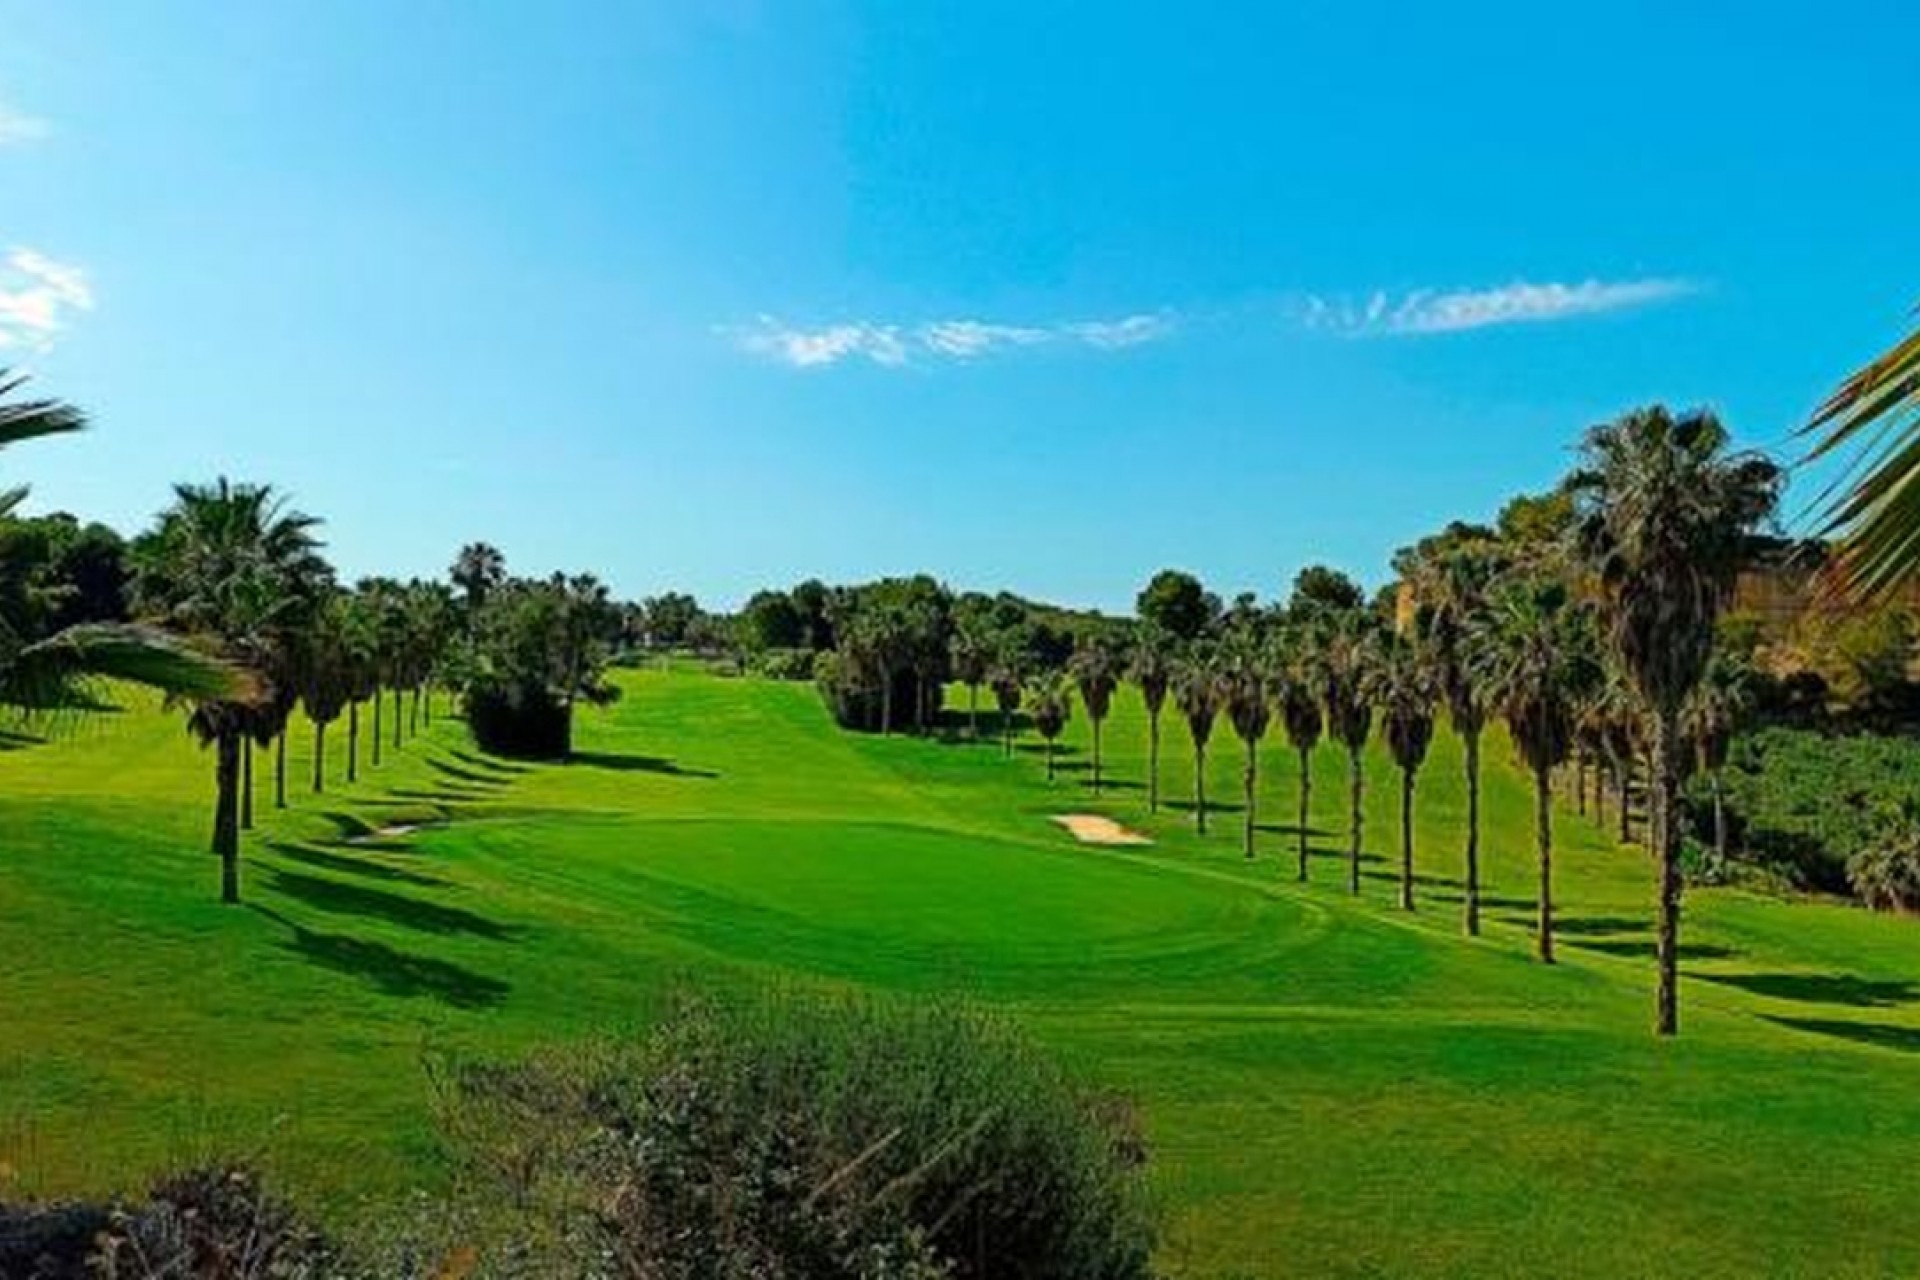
[
  {"xmin": 1800, "ymin": 311, "xmax": 1920, "ymax": 599},
  {"xmin": 1683, "ymin": 654, "xmax": 1753, "ymax": 872},
  {"xmin": 134, "ymin": 479, "xmax": 327, "ymax": 903},
  {"xmin": 1371, "ymin": 632, "xmax": 1437, "ymax": 911},
  {"xmin": 296, "ymin": 593, "xmax": 356, "ymax": 793},
  {"xmin": 1219, "ymin": 629, "xmax": 1270, "ymax": 859},
  {"xmin": 989, "ymin": 652, "xmax": 1024, "ymax": 757},
  {"xmin": 1273, "ymin": 627, "xmax": 1324, "ymax": 882},
  {"xmin": 1028, "ymin": 671, "xmax": 1073, "ymax": 780},
  {"xmin": 1321, "ymin": 610, "xmax": 1378, "ymax": 895},
  {"xmin": 1570, "ymin": 406, "xmax": 1780, "ymax": 1034},
  {"xmin": 450, "ymin": 541, "xmax": 506, "ymax": 622},
  {"xmin": 1070, "ymin": 635, "xmax": 1122, "ymax": 794},
  {"xmin": 0, "ymin": 372, "xmax": 240, "ymax": 716},
  {"xmin": 1470, "ymin": 579, "xmax": 1598, "ymax": 963},
  {"xmin": 950, "ymin": 619, "xmax": 992, "ymax": 739},
  {"xmin": 1173, "ymin": 647, "xmax": 1223, "ymax": 834},
  {"xmin": 1130, "ymin": 625, "xmax": 1174, "ymax": 812},
  {"xmin": 1415, "ymin": 544, "xmax": 1501, "ymax": 933}
]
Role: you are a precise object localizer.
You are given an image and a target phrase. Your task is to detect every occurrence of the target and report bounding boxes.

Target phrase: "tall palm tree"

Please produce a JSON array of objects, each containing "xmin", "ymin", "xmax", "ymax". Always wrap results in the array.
[
  {"xmin": 1219, "ymin": 629, "xmax": 1270, "ymax": 859},
  {"xmin": 1415, "ymin": 544, "xmax": 1501, "ymax": 933},
  {"xmin": 989, "ymin": 651, "xmax": 1024, "ymax": 757},
  {"xmin": 1571, "ymin": 406, "xmax": 1780, "ymax": 1034},
  {"xmin": 1371, "ymin": 632, "xmax": 1437, "ymax": 911},
  {"xmin": 0, "ymin": 372, "xmax": 240, "ymax": 715},
  {"xmin": 1028, "ymin": 670, "xmax": 1073, "ymax": 781},
  {"xmin": 134, "ymin": 479, "xmax": 327, "ymax": 903},
  {"xmin": 1801, "ymin": 311, "xmax": 1920, "ymax": 599},
  {"xmin": 1070, "ymin": 635, "xmax": 1122, "ymax": 794},
  {"xmin": 1321, "ymin": 610, "xmax": 1378, "ymax": 895},
  {"xmin": 1173, "ymin": 647, "xmax": 1223, "ymax": 835},
  {"xmin": 1130, "ymin": 625, "xmax": 1174, "ymax": 812},
  {"xmin": 1274, "ymin": 626, "xmax": 1324, "ymax": 882},
  {"xmin": 1471, "ymin": 579, "xmax": 1599, "ymax": 964},
  {"xmin": 1683, "ymin": 654, "xmax": 1753, "ymax": 871},
  {"xmin": 450, "ymin": 541, "xmax": 506, "ymax": 622},
  {"xmin": 950, "ymin": 619, "xmax": 992, "ymax": 739},
  {"xmin": 296, "ymin": 593, "xmax": 355, "ymax": 793}
]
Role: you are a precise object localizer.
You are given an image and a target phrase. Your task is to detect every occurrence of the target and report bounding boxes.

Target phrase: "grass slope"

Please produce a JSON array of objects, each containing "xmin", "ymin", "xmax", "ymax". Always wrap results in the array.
[{"xmin": 3, "ymin": 670, "xmax": 1918, "ymax": 1277}]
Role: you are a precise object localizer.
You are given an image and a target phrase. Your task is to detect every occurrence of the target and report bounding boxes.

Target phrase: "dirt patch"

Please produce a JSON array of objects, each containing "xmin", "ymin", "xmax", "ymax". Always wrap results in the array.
[
  {"xmin": 1051, "ymin": 814, "xmax": 1152, "ymax": 846},
  {"xmin": 351, "ymin": 823, "xmax": 422, "ymax": 843}
]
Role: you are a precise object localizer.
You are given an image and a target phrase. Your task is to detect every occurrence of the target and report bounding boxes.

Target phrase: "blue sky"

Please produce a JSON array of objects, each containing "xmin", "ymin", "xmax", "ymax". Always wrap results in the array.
[{"xmin": 1, "ymin": 2, "xmax": 1914, "ymax": 611}]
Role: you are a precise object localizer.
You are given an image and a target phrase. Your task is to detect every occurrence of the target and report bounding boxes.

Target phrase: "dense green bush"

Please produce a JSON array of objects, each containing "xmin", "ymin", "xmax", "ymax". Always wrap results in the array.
[
  {"xmin": 1848, "ymin": 812, "xmax": 1920, "ymax": 913},
  {"xmin": 1694, "ymin": 726, "xmax": 1920, "ymax": 893},
  {"xmin": 753, "ymin": 646, "xmax": 817, "ymax": 681},
  {"xmin": 426, "ymin": 993, "xmax": 1158, "ymax": 1279}
]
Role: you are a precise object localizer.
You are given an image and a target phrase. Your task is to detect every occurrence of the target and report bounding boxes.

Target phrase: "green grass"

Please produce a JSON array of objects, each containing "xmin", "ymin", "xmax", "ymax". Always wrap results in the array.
[{"xmin": 4, "ymin": 670, "xmax": 1920, "ymax": 1276}]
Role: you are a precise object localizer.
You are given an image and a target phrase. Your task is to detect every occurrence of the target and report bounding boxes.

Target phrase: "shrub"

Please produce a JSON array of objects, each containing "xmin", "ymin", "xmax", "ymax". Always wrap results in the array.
[
  {"xmin": 464, "ymin": 678, "xmax": 573, "ymax": 759},
  {"xmin": 425, "ymin": 993, "xmax": 1158, "ymax": 1279},
  {"xmin": 754, "ymin": 647, "xmax": 817, "ymax": 681},
  {"xmin": 1848, "ymin": 812, "xmax": 1920, "ymax": 914}
]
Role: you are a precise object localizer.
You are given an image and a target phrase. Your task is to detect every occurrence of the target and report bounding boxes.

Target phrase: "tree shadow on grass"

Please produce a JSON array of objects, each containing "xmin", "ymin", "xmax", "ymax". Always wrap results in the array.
[
  {"xmin": 252, "ymin": 905, "xmax": 508, "ymax": 1011},
  {"xmin": 1550, "ymin": 914, "xmax": 1651, "ymax": 936},
  {"xmin": 425, "ymin": 757, "xmax": 510, "ymax": 788},
  {"xmin": 1763, "ymin": 1015, "xmax": 1920, "ymax": 1054},
  {"xmin": 567, "ymin": 750, "xmax": 718, "ymax": 779},
  {"xmin": 449, "ymin": 747, "xmax": 530, "ymax": 776},
  {"xmin": 1562, "ymin": 937, "xmax": 1741, "ymax": 962},
  {"xmin": 0, "ymin": 729, "xmax": 46, "ymax": 751},
  {"xmin": 1361, "ymin": 867, "xmax": 1466, "ymax": 891},
  {"xmin": 1699, "ymin": 972, "xmax": 1920, "ymax": 1009},
  {"xmin": 262, "ymin": 868, "xmax": 520, "ymax": 941},
  {"xmin": 266, "ymin": 840, "xmax": 445, "ymax": 888},
  {"xmin": 1253, "ymin": 821, "xmax": 1335, "ymax": 838}
]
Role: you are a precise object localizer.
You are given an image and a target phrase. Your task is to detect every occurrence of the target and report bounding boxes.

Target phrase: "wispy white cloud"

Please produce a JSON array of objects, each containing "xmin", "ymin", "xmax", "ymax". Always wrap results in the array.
[
  {"xmin": 729, "ymin": 311, "xmax": 1176, "ymax": 368},
  {"xmin": 1300, "ymin": 277, "xmax": 1697, "ymax": 336},
  {"xmin": 0, "ymin": 98, "xmax": 49, "ymax": 146},
  {"xmin": 0, "ymin": 248, "xmax": 95, "ymax": 352}
]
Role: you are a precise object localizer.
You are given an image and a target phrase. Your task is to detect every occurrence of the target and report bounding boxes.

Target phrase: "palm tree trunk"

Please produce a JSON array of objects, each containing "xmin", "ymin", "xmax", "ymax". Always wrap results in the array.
[
  {"xmin": 314, "ymin": 721, "xmax": 327, "ymax": 793},
  {"xmin": 1399, "ymin": 765, "xmax": 1415, "ymax": 911},
  {"xmin": 348, "ymin": 701, "xmax": 360, "ymax": 781},
  {"xmin": 1617, "ymin": 762, "xmax": 1631, "ymax": 843},
  {"xmin": 1575, "ymin": 754, "xmax": 1587, "ymax": 816},
  {"xmin": 1297, "ymin": 746, "xmax": 1312, "ymax": 882},
  {"xmin": 241, "ymin": 736, "xmax": 254, "ymax": 831},
  {"xmin": 881, "ymin": 677, "xmax": 894, "ymax": 736},
  {"xmin": 1092, "ymin": 718, "xmax": 1104, "ymax": 795},
  {"xmin": 1347, "ymin": 747, "xmax": 1363, "ymax": 895},
  {"xmin": 411, "ymin": 686, "xmax": 421, "ymax": 735},
  {"xmin": 393, "ymin": 688, "xmax": 403, "ymax": 748},
  {"xmin": 1652, "ymin": 713, "xmax": 1683, "ymax": 1037},
  {"xmin": 1242, "ymin": 740, "xmax": 1257, "ymax": 859},
  {"xmin": 1463, "ymin": 731, "xmax": 1481, "ymax": 936},
  {"xmin": 969, "ymin": 684, "xmax": 979, "ymax": 739},
  {"xmin": 372, "ymin": 692, "xmax": 383, "ymax": 766},
  {"xmin": 1535, "ymin": 765, "xmax": 1554, "ymax": 963},
  {"xmin": 1194, "ymin": 744, "xmax": 1208, "ymax": 835},
  {"xmin": 1712, "ymin": 769, "xmax": 1727, "ymax": 866},
  {"xmin": 274, "ymin": 731, "xmax": 287, "ymax": 809},
  {"xmin": 214, "ymin": 730, "xmax": 241, "ymax": 904},
  {"xmin": 1047, "ymin": 737, "xmax": 1056, "ymax": 781},
  {"xmin": 1148, "ymin": 712, "xmax": 1162, "ymax": 813}
]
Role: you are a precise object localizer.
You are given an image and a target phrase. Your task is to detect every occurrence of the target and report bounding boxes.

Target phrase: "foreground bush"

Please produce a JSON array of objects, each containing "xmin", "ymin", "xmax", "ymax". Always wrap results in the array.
[
  {"xmin": 427, "ymin": 993, "xmax": 1158, "ymax": 1279},
  {"xmin": 1848, "ymin": 813, "xmax": 1920, "ymax": 914}
]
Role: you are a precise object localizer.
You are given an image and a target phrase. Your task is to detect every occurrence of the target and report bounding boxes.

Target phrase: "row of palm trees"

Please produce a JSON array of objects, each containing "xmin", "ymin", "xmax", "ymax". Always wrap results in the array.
[{"xmin": 980, "ymin": 406, "xmax": 1778, "ymax": 1038}]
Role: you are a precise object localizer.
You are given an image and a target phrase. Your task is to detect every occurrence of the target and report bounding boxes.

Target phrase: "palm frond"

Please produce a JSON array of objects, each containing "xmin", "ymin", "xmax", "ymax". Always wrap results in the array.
[
  {"xmin": 0, "ymin": 370, "xmax": 88, "ymax": 450},
  {"xmin": 2, "ymin": 623, "xmax": 255, "ymax": 709}
]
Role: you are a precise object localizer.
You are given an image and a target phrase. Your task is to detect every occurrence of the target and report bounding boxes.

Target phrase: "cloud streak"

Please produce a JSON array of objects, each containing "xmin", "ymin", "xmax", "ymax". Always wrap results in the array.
[
  {"xmin": 1301, "ymin": 277, "xmax": 1697, "ymax": 336},
  {"xmin": 0, "ymin": 99, "xmax": 49, "ymax": 146},
  {"xmin": 0, "ymin": 248, "xmax": 96, "ymax": 352},
  {"xmin": 730, "ymin": 311, "xmax": 1175, "ymax": 368}
]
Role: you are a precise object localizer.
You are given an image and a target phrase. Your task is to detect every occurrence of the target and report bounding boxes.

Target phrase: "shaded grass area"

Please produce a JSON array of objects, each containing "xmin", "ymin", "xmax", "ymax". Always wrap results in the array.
[{"xmin": 2, "ymin": 674, "xmax": 1920, "ymax": 1277}]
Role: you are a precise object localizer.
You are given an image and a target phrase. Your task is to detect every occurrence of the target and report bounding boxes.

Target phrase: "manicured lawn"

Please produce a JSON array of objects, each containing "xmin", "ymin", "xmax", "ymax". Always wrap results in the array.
[{"xmin": 3, "ymin": 669, "xmax": 1918, "ymax": 1276}]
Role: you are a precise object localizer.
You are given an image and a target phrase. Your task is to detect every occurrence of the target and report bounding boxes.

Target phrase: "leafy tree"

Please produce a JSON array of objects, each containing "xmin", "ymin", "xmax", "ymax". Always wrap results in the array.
[
  {"xmin": 1219, "ymin": 629, "xmax": 1270, "ymax": 859},
  {"xmin": 133, "ymin": 479, "xmax": 328, "ymax": 903},
  {"xmin": 1273, "ymin": 625, "xmax": 1324, "ymax": 882},
  {"xmin": 638, "ymin": 591, "xmax": 702, "ymax": 650},
  {"xmin": 1136, "ymin": 569, "xmax": 1216, "ymax": 642},
  {"xmin": 1470, "ymin": 579, "xmax": 1599, "ymax": 963},
  {"xmin": 466, "ymin": 573, "xmax": 622, "ymax": 758},
  {"xmin": 1571, "ymin": 405, "xmax": 1780, "ymax": 1033},
  {"xmin": 1847, "ymin": 804, "xmax": 1920, "ymax": 913},
  {"xmin": 1130, "ymin": 625, "xmax": 1175, "ymax": 813},
  {"xmin": 1070, "ymin": 633, "xmax": 1122, "ymax": 794},
  {"xmin": 1371, "ymin": 631, "xmax": 1437, "ymax": 911},
  {"xmin": 1173, "ymin": 647, "xmax": 1223, "ymax": 834},
  {"xmin": 989, "ymin": 650, "xmax": 1025, "ymax": 757},
  {"xmin": 1495, "ymin": 484, "xmax": 1578, "ymax": 550},
  {"xmin": 739, "ymin": 589, "xmax": 805, "ymax": 653},
  {"xmin": 1319, "ymin": 609, "xmax": 1378, "ymax": 894},
  {"xmin": 789, "ymin": 578, "xmax": 836, "ymax": 651},
  {"xmin": 950, "ymin": 613, "xmax": 994, "ymax": 739},
  {"xmin": 1288, "ymin": 564, "xmax": 1366, "ymax": 620},
  {"xmin": 1028, "ymin": 671, "xmax": 1073, "ymax": 781}
]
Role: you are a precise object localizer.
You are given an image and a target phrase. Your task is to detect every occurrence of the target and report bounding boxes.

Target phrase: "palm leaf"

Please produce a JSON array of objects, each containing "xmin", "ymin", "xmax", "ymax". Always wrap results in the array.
[
  {"xmin": 2, "ymin": 623, "xmax": 254, "ymax": 709},
  {"xmin": 1801, "ymin": 313, "xmax": 1920, "ymax": 600},
  {"xmin": 0, "ymin": 369, "xmax": 88, "ymax": 450}
]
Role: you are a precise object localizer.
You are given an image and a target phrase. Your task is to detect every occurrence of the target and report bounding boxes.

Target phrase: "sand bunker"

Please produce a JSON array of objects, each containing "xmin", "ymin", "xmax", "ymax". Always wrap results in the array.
[{"xmin": 1051, "ymin": 814, "xmax": 1152, "ymax": 846}]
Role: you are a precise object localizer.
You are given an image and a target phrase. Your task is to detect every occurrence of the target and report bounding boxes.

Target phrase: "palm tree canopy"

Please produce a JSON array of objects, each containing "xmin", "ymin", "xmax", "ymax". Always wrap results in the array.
[
  {"xmin": 1218, "ymin": 628, "xmax": 1270, "ymax": 745},
  {"xmin": 1070, "ymin": 633, "xmax": 1123, "ymax": 720},
  {"xmin": 1570, "ymin": 406, "xmax": 1780, "ymax": 719},
  {"xmin": 0, "ymin": 369, "xmax": 87, "ymax": 519},
  {"xmin": 1129, "ymin": 624, "xmax": 1174, "ymax": 715},
  {"xmin": 1027, "ymin": 670, "xmax": 1074, "ymax": 739},
  {"xmin": 1801, "ymin": 312, "xmax": 1920, "ymax": 600},
  {"xmin": 1683, "ymin": 653, "xmax": 1754, "ymax": 774},
  {"xmin": 1370, "ymin": 631, "xmax": 1438, "ymax": 772},
  {"xmin": 1469, "ymin": 578, "xmax": 1600, "ymax": 776},
  {"xmin": 1173, "ymin": 647, "xmax": 1223, "ymax": 747},
  {"xmin": 1410, "ymin": 541, "xmax": 1506, "ymax": 734},
  {"xmin": 1319, "ymin": 609, "xmax": 1379, "ymax": 751}
]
